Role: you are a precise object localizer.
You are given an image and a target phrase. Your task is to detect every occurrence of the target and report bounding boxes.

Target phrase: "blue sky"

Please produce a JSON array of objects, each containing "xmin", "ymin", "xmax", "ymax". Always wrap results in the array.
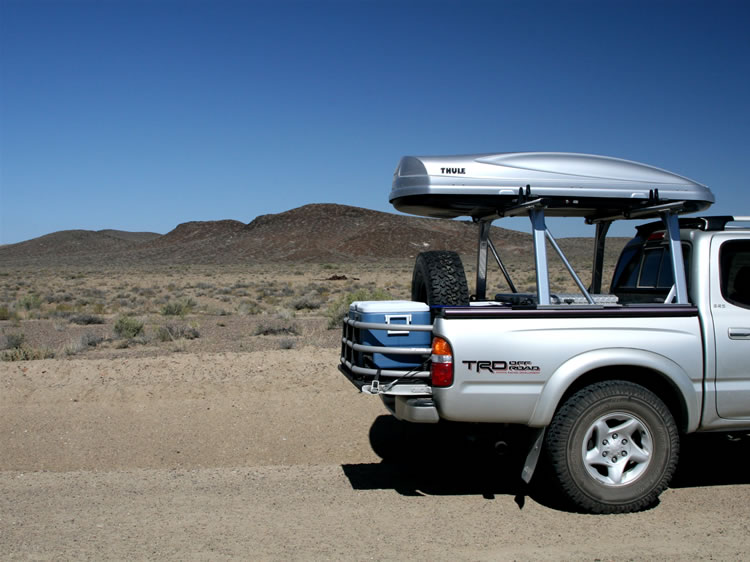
[{"xmin": 1, "ymin": 0, "xmax": 749, "ymax": 244}]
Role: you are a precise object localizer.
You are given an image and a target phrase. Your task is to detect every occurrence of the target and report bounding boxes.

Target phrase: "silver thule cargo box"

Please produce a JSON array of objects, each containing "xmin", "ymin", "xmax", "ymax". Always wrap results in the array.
[
  {"xmin": 390, "ymin": 152, "xmax": 714, "ymax": 220},
  {"xmin": 390, "ymin": 152, "xmax": 716, "ymax": 306}
]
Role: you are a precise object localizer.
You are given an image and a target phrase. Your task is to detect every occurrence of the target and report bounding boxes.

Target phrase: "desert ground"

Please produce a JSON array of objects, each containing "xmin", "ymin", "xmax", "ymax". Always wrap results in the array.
[{"xmin": 2, "ymin": 263, "xmax": 750, "ymax": 560}]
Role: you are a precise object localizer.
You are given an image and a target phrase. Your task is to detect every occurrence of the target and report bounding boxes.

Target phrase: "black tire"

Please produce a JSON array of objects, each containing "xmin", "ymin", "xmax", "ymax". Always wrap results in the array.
[
  {"xmin": 544, "ymin": 380, "xmax": 679, "ymax": 514},
  {"xmin": 411, "ymin": 251, "xmax": 469, "ymax": 307}
]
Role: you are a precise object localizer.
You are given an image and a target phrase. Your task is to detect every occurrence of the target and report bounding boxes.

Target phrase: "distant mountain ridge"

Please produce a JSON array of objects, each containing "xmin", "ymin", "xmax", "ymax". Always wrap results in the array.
[
  {"xmin": 0, "ymin": 203, "xmax": 615, "ymax": 268},
  {"xmin": 0, "ymin": 229, "xmax": 162, "ymax": 260},
  {"xmin": 96, "ymin": 230, "xmax": 163, "ymax": 243}
]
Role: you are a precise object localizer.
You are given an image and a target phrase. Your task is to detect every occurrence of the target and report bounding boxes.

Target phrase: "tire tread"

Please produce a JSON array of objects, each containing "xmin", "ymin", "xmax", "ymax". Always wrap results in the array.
[
  {"xmin": 411, "ymin": 251, "xmax": 469, "ymax": 306},
  {"xmin": 544, "ymin": 380, "xmax": 679, "ymax": 514}
]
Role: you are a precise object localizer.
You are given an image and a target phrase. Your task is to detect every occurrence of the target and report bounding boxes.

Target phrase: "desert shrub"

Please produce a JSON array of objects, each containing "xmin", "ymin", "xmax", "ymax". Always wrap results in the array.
[
  {"xmin": 63, "ymin": 333, "xmax": 103, "ymax": 356},
  {"xmin": 279, "ymin": 337, "xmax": 296, "ymax": 350},
  {"xmin": 292, "ymin": 294, "xmax": 323, "ymax": 310},
  {"xmin": 114, "ymin": 334, "xmax": 149, "ymax": 349},
  {"xmin": 237, "ymin": 299, "xmax": 262, "ymax": 316},
  {"xmin": 114, "ymin": 315, "xmax": 144, "ymax": 339},
  {"xmin": 83, "ymin": 288, "xmax": 106, "ymax": 299},
  {"xmin": 313, "ymin": 284, "xmax": 329, "ymax": 296},
  {"xmin": 52, "ymin": 303, "xmax": 74, "ymax": 317},
  {"xmin": 63, "ymin": 340, "xmax": 86, "ymax": 356},
  {"xmin": 17, "ymin": 294, "xmax": 42, "ymax": 311},
  {"xmin": 274, "ymin": 307, "xmax": 295, "ymax": 320},
  {"xmin": 0, "ymin": 305, "xmax": 10, "ymax": 321},
  {"xmin": 69, "ymin": 314, "xmax": 105, "ymax": 325},
  {"xmin": 1, "ymin": 346, "xmax": 55, "ymax": 361},
  {"xmin": 280, "ymin": 285, "xmax": 294, "ymax": 297},
  {"xmin": 254, "ymin": 317, "xmax": 300, "ymax": 336},
  {"xmin": 256, "ymin": 287, "xmax": 273, "ymax": 300},
  {"xmin": 81, "ymin": 332, "xmax": 104, "ymax": 347},
  {"xmin": 325, "ymin": 288, "xmax": 392, "ymax": 329},
  {"xmin": 4, "ymin": 332, "xmax": 25, "ymax": 349},
  {"xmin": 161, "ymin": 298, "xmax": 196, "ymax": 316},
  {"xmin": 156, "ymin": 323, "xmax": 200, "ymax": 342}
]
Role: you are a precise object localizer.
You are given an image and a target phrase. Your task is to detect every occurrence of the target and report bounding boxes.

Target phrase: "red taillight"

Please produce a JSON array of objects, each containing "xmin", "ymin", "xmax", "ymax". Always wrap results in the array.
[{"xmin": 430, "ymin": 336, "xmax": 453, "ymax": 387}]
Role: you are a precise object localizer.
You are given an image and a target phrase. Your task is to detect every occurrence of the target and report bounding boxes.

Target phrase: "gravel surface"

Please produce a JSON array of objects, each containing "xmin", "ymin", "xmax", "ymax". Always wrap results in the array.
[{"xmin": 3, "ymin": 350, "xmax": 750, "ymax": 560}]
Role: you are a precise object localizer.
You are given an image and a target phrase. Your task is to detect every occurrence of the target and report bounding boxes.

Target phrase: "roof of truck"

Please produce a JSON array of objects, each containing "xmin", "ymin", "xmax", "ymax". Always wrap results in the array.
[{"xmin": 390, "ymin": 152, "xmax": 715, "ymax": 221}]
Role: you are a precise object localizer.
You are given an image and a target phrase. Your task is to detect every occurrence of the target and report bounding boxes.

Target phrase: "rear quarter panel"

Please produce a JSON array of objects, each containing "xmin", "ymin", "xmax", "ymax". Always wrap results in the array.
[{"xmin": 432, "ymin": 310, "xmax": 703, "ymax": 429}]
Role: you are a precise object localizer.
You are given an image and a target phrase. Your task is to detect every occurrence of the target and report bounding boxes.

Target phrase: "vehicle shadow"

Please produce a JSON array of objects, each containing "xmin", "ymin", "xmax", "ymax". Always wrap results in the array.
[
  {"xmin": 341, "ymin": 416, "xmax": 750, "ymax": 510},
  {"xmin": 671, "ymin": 431, "xmax": 750, "ymax": 488},
  {"xmin": 341, "ymin": 415, "xmax": 535, "ymax": 506}
]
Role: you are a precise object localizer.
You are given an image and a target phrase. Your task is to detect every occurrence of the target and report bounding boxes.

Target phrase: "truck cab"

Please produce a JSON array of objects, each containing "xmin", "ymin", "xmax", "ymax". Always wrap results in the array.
[{"xmin": 609, "ymin": 216, "xmax": 750, "ymax": 423}]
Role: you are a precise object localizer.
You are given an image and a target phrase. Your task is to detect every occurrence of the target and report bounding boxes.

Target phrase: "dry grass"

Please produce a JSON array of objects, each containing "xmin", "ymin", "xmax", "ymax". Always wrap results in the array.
[
  {"xmin": 0, "ymin": 246, "xmax": 621, "ymax": 360},
  {"xmin": 0, "ymin": 263, "xmax": 411, "ymax": 360}
]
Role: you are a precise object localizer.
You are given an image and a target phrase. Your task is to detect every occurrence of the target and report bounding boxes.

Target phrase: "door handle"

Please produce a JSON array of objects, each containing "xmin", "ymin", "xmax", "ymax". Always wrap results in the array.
[{"xmin": 728, "ymin": 328, "xmax": 750, "ymax": 340}]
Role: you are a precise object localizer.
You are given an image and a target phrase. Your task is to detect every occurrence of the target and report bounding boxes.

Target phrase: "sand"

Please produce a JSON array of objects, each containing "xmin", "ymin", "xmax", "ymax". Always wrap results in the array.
[{"xmin": 3, "ymin": 348, "xmax": 750, "ymax": 560}]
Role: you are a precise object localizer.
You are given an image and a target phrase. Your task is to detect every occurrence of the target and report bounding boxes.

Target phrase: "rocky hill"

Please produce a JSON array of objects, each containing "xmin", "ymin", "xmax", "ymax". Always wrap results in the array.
[{"xmin": 0, "ymin": 203, "xmax": 617, "ymax": 268}]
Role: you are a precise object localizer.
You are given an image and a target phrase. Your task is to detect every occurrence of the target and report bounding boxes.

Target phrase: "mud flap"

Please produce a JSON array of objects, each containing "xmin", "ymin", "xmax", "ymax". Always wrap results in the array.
[{"xmin": 521, "ymin": 427, "xmax": 545, "ymax": 484}]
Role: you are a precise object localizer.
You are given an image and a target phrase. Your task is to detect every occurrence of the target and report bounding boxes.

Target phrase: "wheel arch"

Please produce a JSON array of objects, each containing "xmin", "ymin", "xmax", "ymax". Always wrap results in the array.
[{"xmin": 529, "ymin": 349, "xmax": 700, "ymax": 432}]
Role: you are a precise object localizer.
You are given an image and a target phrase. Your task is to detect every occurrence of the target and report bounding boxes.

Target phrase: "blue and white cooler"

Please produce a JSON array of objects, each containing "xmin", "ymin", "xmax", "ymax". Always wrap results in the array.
[{"xmin": 345, "ymin": 300, "xmax": 431, "ymax": 370}]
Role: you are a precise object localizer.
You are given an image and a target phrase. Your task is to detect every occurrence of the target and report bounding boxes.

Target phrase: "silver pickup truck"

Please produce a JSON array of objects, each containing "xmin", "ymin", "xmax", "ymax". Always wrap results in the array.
[{"xmin": 339, "ymin": 153, "xmax": 750, "ymax": 513}]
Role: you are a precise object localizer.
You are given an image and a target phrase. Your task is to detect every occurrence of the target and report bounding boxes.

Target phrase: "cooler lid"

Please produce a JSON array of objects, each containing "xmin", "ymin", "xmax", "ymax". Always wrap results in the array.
[{"xmin": 354, "ymin": 300, "xmax": 430, "ymax": 313}]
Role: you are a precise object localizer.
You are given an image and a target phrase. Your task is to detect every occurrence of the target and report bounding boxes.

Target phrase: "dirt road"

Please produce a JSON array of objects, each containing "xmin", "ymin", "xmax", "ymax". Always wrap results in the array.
[{"xmin": 2, "ymin": 350, "xmax": 750, "ymax": 560}]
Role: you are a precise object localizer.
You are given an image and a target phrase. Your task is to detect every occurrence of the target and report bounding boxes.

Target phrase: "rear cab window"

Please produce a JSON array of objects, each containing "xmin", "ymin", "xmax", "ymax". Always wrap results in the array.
[{"xmin": 611, "ymin": 239, "xmax": 691, "ymax": 304}]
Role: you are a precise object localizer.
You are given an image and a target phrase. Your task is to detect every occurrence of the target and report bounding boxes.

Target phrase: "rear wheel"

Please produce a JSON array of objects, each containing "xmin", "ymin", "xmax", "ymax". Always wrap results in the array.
[
  {"xmin": 544, "ymin": 380, "xmax": 679, "ymax": 513},
  {"xmin": 411, "ymin": 251, "xmax": 469, "ymax": 307}
]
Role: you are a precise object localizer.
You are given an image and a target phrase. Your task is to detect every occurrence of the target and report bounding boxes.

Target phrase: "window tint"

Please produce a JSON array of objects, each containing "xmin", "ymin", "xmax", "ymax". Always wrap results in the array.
[
  {"xmin": 720, "ymin": 240, "xmax": 750, "ymax": 308},
  {"xmin": 657, "ymin": 250, "xmax": 674, "ymax": 288},
  {"xmin": 613, "ymin": 246, "xmax": 642, "ymax": 288},
  {"xmin": 639, "ymin": 249, "xmax": 663, "ymax": 288}
]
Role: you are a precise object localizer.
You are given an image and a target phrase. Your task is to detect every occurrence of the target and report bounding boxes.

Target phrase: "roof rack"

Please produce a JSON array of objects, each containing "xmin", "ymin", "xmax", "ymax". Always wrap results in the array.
[
  {"xmin": 635, "ymin": 216, "xmax": 750, "ymax": 237},
  {"xmin": 391, "ymin": 153, "xmax": 711, "ymax": 308}
]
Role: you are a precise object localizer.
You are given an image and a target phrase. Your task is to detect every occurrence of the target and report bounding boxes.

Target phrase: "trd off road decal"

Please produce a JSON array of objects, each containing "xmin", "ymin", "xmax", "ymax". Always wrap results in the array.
[{"xmin": 462, "ymin": 360, "xmax": 540, "ymax": 374}]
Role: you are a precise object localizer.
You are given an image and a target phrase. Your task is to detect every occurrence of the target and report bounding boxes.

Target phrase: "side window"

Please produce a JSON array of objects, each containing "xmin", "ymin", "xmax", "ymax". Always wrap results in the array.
[{"xmin": 720, "ymin": 240, "xmax": 750, "ymax": 308}]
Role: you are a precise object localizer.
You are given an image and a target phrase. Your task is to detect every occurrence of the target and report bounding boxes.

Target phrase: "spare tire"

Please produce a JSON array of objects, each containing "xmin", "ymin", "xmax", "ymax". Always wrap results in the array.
[{"xmin": 411, "ymin": 251, "xmax": 470, "ymax": 307}]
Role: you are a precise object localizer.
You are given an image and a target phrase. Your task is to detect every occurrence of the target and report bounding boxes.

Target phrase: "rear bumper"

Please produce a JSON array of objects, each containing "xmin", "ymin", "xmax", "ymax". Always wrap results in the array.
[
  {"xmin": 394, "ymin": 396, "xmax": 440, "ymax": 423},
  {"xmin": 339, "ymin": 364, "xmax": 439, "ymax": 423}
]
